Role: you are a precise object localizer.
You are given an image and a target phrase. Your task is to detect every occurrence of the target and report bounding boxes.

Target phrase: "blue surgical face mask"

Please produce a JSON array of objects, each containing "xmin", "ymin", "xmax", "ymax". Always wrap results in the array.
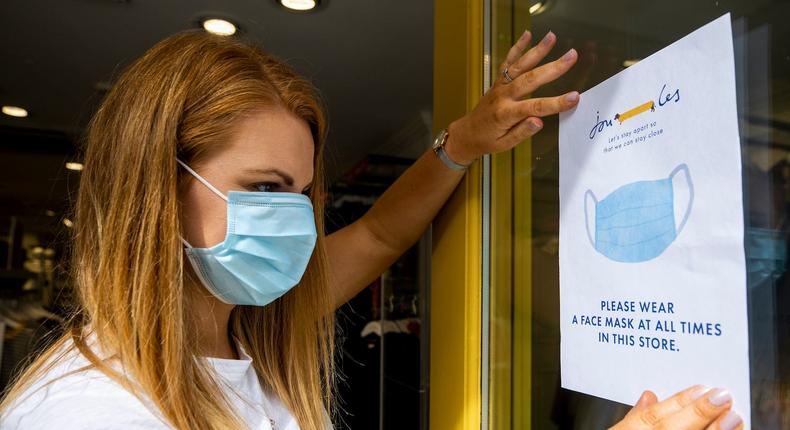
[
  {"xmin": 177, "ymin": 159, "xmax": 318, "ymax": 306},
  {"xmin": 584, "ymin": 163, "xmax": 693, "ymax": 263}
]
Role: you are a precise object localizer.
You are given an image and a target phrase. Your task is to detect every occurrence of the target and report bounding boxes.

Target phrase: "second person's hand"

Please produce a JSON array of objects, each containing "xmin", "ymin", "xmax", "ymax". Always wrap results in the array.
[
  {"xmin": 444, "ymin": 30, "xmax": 580, "ymax": 166},
  {"xmin": 610, "ymin": 385, "xmax": 744, "ymax": 430}
]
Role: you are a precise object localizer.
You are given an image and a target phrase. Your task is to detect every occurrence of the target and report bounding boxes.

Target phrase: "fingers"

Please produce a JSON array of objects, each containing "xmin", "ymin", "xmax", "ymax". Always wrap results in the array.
[
  {"xmin": 491, "ymin": 30, "xmax": 579, "ymax": 135},
  {"xmin": 495, "ymin": 91, "xmax": 580, "ymax": 147},
  {"xmin": 497, "ymin": 116, "xmax": 543, "ymax": 148},
  {"xmin": 509, "ymin": 48, "xmax": 578, "ymax": 98},
  {"xmin": 657, "ymin": 388, "xmax": 734, "ymax": 430},
  {"xmin": 500, "ymin": 30, "xmax": 533, "ymax": 74},
  {"xmin": 705, "ymin": 410, "xmax": 743, "ymax": 430},
  {"xmin": 634, "ymin": 390, "xmax": 659, "ymax": 410},
  {"xmin": 504, "ymin": 31, "xmax": 557, "ymax": 81},
  {"xmin": 634, "ymin": 385, "xmax": 711, "ymax": 426},
  {"xmin": 508, "ymin": 91, "xmax": 580, "ymax": 119},
  {"xmin": 624, "ymin": 390, "xmax": 659, "ymax": 420}
]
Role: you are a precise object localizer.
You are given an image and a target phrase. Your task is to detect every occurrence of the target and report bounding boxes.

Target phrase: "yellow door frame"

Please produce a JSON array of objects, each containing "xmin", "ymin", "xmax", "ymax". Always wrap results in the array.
[
  {"xmin": 490, "ymin": 2, "xmax": 532, "ymax": 429},
  {"xmin": 431, "ymin": 1, "xmax": 532, "ymax": 429},
  {"xmin": 430, "ymin": 0, "xmax": 484, "ymax": 429}
]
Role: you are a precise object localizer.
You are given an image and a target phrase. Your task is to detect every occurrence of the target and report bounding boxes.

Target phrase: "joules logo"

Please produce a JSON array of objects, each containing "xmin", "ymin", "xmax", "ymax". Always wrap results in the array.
[{"xmin": 589, "ymin": 83, "xmax": 681, "ymax": 140}]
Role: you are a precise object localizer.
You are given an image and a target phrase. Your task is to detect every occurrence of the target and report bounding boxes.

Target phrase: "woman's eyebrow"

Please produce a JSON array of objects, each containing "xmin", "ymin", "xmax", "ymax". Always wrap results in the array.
[{"xmin": 243, "ymin": 168, "xmax": 295, "ymax": 186}]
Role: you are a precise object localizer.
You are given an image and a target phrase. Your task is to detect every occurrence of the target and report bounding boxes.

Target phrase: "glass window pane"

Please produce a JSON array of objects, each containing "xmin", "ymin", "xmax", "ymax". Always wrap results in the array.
[{"xmin": 525, "ymin": 1, "xmax": 790, "ymax": 428}]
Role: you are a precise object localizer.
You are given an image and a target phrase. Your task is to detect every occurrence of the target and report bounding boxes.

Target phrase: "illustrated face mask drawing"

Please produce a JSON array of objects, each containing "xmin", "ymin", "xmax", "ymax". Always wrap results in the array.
[
  {"xmin": 584, "ymin": 164, "xmax": 694, "ymax": 263},
  {"xmin": 177, "ymin": 159, "xmax": 318, "ymax": 306}
]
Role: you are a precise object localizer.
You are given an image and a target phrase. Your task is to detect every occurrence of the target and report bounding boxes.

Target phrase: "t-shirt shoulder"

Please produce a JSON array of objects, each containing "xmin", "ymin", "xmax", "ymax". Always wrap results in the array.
[{"xmin": 0, "ymin": 340, "xmax": 169, "ymax": 430}]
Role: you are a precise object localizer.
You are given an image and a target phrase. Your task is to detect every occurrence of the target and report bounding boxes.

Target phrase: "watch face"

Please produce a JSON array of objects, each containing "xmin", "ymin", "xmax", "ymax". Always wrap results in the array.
[{"xmin": 432, "ymin": 130, "xmax": 446, "ymax": 150}]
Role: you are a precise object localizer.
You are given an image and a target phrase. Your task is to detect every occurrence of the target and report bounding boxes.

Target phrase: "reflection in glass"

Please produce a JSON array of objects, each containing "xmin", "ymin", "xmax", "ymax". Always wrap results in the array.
[{"xmin": 526, "ymin": 1, "xmax": 790, "ymax": 428}]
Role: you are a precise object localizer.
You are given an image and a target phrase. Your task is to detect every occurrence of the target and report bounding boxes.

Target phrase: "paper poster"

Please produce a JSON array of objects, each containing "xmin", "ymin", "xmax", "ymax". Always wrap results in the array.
[{"xmin": 559, "ymin": 14, "xmax": 751, "ymax": 427}]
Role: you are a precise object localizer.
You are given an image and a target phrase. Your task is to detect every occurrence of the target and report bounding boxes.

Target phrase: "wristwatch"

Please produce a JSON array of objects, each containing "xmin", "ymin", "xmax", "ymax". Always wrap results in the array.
[{"xmin": 432, "ymin": 128, "xmax": 471, "ymax": 171}]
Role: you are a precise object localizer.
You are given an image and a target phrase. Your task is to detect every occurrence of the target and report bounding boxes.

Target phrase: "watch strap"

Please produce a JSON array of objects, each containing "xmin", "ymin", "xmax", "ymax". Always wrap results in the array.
[{"xmin": 433, "ymin": 129, "xmax": 470, "ymax": 171}]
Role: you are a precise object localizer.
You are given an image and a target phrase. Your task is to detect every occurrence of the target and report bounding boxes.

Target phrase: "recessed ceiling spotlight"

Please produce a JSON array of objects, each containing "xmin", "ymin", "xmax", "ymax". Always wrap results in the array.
[
  {"xmin": 529, "ymin": 1, "xmax": 549, "ymax": 15},
  {"xmin": 66, "ymin": 162, "xmax": 84, "ymax": 171},
  {"xmin": 2, "ymin": 105, "xmax": 28, "ymax": 118},
  {"xmin": 45, "ymin": 210, "xmax": 56, "ymax": 217},
  {"xmin": 202, "ymin": 18, "xmax": 237, "ymax": 36},
  {"xmin": 279, "ymin": 0, "xmax": 319, "ymax": 11},
  {"xmin": 623, "ymin": 58, "xmax": 641, "ymax": 67},
  {"xmin": 63, "ymin": 218, "xmax": 74, "ymax": 228}
]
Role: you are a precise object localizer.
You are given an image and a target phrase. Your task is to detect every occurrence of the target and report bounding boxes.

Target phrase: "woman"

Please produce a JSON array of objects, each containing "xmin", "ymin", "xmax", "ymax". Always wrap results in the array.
[{"xmin": 0, "ymin": 30, "xmax": 743, "ymax": 430}]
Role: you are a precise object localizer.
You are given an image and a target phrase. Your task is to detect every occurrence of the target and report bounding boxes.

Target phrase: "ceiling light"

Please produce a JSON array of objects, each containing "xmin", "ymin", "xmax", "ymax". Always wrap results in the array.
[
  {"xmin": 280, "ymin": 0, "xmax": 318, "ymax": 11},
  {"xmin": 45, "ymin": 210, "xmax": 56, "ymax": 217},
  {"xmin": 623, "ymin": 59, "xmax": 641, "ymax": 67},
  {"xmin": 66, "ymin": 162, "xmax": 84, "ymax": 171},
  {"xmin": 202, "ymin": 18, "xmax": 237, "ymax": 36},
  {"xmin": 2, "ymin": 105, "xmax": 28, "ymax": 118},
  {"xmin": 529, "ymin": 1, "xmax": 548, "ymax": 15},
  {"xmin": 63, "ymin": 218, "xmax": 74, "ymax": 228}
]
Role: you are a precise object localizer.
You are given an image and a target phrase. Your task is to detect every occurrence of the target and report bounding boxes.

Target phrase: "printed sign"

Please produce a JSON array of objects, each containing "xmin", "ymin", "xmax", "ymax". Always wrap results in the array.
[{"xmin": 559, "ymin": 14, "xmax": 751, "ymax": 428}]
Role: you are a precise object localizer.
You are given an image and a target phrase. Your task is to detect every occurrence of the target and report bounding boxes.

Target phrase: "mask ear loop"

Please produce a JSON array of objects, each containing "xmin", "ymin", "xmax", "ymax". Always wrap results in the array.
[
  {"xmin": 176, "ymin": 158, "xmax": 228, "ymax": 248},
  {"xmin": 669, "ymin": 163, "xmax": 694, "ymax": 234},
  {"xmin": 176, "ymin": 158, "xmax": 228, "ymax": 202},
  {"xmin": 584, "ymin": 190, "xmax": 598, "ymax": 249},
  {"xmin": 180, "ymin": 237, "xmax": 193, "ymax": 249}
]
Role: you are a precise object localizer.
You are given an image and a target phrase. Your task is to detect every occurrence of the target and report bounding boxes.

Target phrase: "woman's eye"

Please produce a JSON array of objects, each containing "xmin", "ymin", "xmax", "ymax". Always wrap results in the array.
[{"xmin": 253, "ymin": 183, "xmax": 277, "ymax": 193}]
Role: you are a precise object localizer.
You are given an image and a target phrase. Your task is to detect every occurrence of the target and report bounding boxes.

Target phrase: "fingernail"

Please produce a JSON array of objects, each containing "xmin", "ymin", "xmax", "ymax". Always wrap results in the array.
[
  {"xmin": 562, "ymin": 48, "xmax": 577, "ymax": 62},
  {"xmin": 708, "ymin": 388, "xmax": 732, "ymax": 406},
  {"xmin": 719, "ymin": 410, "xmax": 743, "ymax": 430},
  {"xmin": 541, "ymin": 31, "xmax": 555, "ymax": 45},
  {"xmin": 520, "ymin": 30, "xmax": 531, "ymax": 41},
  {"xmin": 690, "ymin": 385, "xmax": 711, "ymax": 400},
  {"xmin": 564, "ymin": 91, "xmax": 579, "ymax": 103},
  {"xmin": 528, "ymin": 120, "xmax": 542, "ymax": 131}
]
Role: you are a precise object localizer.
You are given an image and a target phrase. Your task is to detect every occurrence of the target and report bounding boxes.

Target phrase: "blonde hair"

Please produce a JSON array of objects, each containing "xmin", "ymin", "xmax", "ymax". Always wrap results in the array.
[{"xmin": 0, "ymin": 31, "xmax": 335, "ymax": 429}]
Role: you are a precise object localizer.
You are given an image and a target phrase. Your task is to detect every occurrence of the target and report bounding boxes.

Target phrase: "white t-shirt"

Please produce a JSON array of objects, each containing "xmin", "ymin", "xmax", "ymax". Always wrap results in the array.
[{"xmin": 0, "ymin": 336, "xmax": 312, "ymax": 430}]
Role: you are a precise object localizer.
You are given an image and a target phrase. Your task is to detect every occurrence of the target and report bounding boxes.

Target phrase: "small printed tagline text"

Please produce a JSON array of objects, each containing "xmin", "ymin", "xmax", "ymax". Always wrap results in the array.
[{"xmin": 602, "ymin": 121, "xmax": 664, "ymax": 154}]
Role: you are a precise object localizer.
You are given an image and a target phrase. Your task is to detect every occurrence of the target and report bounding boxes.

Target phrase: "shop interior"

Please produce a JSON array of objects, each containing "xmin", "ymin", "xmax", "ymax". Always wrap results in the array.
[{"xmin": 0, "ymin": 1, "xmax": 432, "ymax": 428}]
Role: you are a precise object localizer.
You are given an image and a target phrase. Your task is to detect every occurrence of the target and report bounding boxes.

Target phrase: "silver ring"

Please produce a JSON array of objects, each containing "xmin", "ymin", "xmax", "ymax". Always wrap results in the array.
[{"xmin": 502, "ymin": 67, "xmax": 514, "ymax": 83}]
